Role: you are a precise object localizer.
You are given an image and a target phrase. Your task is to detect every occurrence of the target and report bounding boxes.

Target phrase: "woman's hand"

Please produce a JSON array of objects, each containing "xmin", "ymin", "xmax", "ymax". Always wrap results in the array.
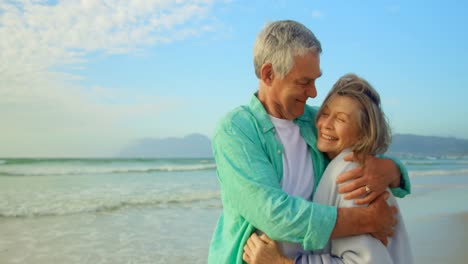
[
  {"xmin": 243, "ymin": 233, "xmax": 293, "ymax": 264},
  {"xmin": 336, "ymin": 154, "xmax": 401, "ymax": 205}
]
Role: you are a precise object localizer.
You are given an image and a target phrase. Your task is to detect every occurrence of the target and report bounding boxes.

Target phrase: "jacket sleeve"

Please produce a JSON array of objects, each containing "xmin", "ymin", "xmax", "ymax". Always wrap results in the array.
[
  {"xmin": 380, "ymin": 155, "xmax": 411, "ymax": 198},
  {"xmin": 212, "ymin": 114, "xmax": 336, "ymax": 250}
]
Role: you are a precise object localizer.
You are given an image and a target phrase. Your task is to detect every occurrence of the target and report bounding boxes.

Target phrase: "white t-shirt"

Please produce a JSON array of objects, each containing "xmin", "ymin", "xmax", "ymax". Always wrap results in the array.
[{"xmin": 269, "ymin": 115, "xmax": 315, "ymax": 258}]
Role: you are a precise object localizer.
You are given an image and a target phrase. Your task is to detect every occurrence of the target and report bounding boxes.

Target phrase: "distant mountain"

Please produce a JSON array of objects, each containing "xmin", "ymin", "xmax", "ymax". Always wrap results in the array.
[
  {"xmin": 118, "ymin": 133, "xmax": 468, "ymax": 158},
  {"xmin": 119, "ymin": 133, "xmax": 212, "ymax": 158},
  {"xmin": 388, "ymin": 134, "xmax": 468, "ymax": 158}
]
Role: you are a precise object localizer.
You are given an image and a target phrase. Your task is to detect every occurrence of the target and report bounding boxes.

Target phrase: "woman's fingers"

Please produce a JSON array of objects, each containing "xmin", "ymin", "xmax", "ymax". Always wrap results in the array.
[
  {"xmin": 259, "ymin": 233, "xmax": 274, "ymax": 244},
  {"xmin": 242, "ymin": 251, "xmax": 251, "ymax": 263},
  {"xmin": 243, "ymin": 243, "xmax": 251, "ymax": 263},
  {"xmin": 250, "ymin": 232, "xmax": 265, "ymax": 247},
  {"xmin": 246, "ymin": 234, "xmax": 257, "ymax": 251}
]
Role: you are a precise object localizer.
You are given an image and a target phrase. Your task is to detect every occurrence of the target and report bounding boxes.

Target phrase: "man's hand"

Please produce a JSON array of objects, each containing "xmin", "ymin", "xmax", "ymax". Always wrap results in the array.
[
  {"xmin": 336, "ymin": 153, "xmax": 401, "ymax": 205},
  {"xmin": 366, "ymin": 192, "xmax": 398, "ymax": 245}
]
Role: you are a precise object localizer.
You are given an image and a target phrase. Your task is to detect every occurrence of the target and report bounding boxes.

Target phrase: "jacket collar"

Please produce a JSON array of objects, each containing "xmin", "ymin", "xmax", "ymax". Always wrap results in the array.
[
  {"xmin": 249, "ymin": 93, "xmax": 275, "ymax": 133},
  {"xmin": 249, "ymin": 93, "xmax": 313, "ymax": 133}
]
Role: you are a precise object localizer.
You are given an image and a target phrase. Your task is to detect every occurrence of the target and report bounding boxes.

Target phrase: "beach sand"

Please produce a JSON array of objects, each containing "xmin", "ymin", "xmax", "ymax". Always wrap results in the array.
[
  {"xmin": 0, "ymin": 207, "xmax": 219, "ymax": 264},
  {"xmin": 1, "ymin": 207, "xmax": 467, "ymax": 263},
  {"xmin": 407, "ymin": 212, "xmax": 468, "ymax": 263}
]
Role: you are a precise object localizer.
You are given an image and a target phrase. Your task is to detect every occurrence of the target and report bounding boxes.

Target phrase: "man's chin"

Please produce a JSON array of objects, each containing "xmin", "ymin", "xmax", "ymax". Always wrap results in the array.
[{"xmin": 294, "ymin": 108, "xmax": 305, "ymax": 118}]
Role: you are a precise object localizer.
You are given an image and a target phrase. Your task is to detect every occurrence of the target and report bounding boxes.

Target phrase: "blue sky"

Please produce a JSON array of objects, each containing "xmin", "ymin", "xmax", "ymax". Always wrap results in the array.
[{"xmin": 1, "ymin": 0, "xmax": 467, "ymax": 157}]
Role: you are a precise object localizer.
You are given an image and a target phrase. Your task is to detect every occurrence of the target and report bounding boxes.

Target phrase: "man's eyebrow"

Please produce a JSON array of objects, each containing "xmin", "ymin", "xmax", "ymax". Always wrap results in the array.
[
  {"xmin": 337, "ymin": 111, "xmax": 351, "ymax": 117},
  {"xmin": 298, "ymin": 71, "xmax": 322, "ymax": 83}
]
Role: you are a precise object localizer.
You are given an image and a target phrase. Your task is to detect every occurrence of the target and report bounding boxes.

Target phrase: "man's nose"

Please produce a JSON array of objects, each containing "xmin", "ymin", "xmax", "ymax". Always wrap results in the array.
[{"xmin": 306, "ymin": 84, "xmax": 317, "ymax": 98}]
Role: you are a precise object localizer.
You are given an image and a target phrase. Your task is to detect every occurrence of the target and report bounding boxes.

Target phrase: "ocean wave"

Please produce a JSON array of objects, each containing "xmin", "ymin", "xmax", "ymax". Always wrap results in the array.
[
  {"xmin": 412, "ymin": 183, "xmax": 468, "ymax": 189},
  {"xmin": 0, "ymin": 164, "xmax": 217, "ymax": 177},
  {"xmin": 0, "ymin": 158, "xmax": 215, "ymax": 165},
  {"xmin": 403, "ymin": 160, "xmax": 468, "ymax": 166},
  {"xmin": 0, "ymin": 191, "xmax": 222, "ymax": 218},
  {"xmin": 409, "ymin": 168, "xmax": 468, "ymax": 177},
  {"xmin": 404, "ymin": 161, "xmax": 440, "ymax": 166}
]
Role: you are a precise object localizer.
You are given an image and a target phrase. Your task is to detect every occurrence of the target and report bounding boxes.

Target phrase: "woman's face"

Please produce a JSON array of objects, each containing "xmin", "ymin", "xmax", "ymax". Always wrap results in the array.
[{"xmin": 316, "ymin": 95, "xmax": 361, "ymax": 159}]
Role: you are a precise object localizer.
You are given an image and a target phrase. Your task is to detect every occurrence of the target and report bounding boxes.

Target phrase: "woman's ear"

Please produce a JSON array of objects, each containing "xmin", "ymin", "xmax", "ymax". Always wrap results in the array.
[{"xmin": 260, "ymin": 63, "xmax": 274, "ymax": 85}]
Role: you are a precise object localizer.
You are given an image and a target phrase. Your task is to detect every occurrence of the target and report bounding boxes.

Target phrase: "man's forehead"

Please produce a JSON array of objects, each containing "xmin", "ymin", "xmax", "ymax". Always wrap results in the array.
[{"xmin": 297, "ymin": 70, "xmax": 322, "ymax": 80}]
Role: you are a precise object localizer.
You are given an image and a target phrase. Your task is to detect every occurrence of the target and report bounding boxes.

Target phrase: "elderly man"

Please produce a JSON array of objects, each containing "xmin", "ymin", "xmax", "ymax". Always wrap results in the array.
[{"xmin": 208, "ymin": 20, "xmax": 410, "ymax": 264}]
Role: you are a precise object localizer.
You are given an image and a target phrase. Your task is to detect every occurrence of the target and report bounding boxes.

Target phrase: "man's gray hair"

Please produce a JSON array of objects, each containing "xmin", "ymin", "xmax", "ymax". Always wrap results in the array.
[{"xmin": 253, "ymin": 20, "xmax": 322, "ymax": 79}]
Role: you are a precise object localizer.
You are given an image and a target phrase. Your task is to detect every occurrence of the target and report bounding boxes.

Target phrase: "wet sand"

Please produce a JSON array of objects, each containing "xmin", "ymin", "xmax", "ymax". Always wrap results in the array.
[{"xmin": 407, "ymin": 212, "xmax": 468, "ymax": 264}]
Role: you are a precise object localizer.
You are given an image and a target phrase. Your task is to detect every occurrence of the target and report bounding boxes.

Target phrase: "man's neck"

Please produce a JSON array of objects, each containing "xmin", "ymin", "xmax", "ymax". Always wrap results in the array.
[{"xmin": 257, "ymin": 86, "xmax": 288, "ymax": 120}]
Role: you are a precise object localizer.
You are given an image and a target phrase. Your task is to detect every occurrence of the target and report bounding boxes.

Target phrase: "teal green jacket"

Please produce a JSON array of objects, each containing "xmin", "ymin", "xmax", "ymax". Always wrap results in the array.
[{"xmin": 208, "ymin": 94, "xmax": 411, "ymax": 264}]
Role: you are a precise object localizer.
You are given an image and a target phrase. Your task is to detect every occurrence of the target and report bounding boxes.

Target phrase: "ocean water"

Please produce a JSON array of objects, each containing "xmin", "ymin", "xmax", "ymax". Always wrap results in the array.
[
  {"xmin": 0, "ymin": 157, "xmax": 467, "ymax": 263},
  {"xmin": 0, "ymin": 158, "xmax": 221, "ymax": 264}
]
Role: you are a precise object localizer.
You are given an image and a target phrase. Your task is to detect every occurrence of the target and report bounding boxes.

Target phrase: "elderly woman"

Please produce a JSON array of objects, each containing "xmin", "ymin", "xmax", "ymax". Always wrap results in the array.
[{"xmin": 243, "ymin": 74, "xmax": 413, "ymax": 264}]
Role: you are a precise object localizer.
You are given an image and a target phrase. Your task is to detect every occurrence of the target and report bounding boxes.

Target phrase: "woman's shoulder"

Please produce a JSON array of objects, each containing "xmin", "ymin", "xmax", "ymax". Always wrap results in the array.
[{"xmin": 327, "ymin": 149, "xmax": 359, "ymax": 172}]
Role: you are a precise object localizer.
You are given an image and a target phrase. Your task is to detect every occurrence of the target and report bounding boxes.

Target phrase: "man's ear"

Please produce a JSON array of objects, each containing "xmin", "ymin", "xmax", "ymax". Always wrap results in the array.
[{"xmin": 260, "ymin": 63, "xmax": 274, "ymax": 85}]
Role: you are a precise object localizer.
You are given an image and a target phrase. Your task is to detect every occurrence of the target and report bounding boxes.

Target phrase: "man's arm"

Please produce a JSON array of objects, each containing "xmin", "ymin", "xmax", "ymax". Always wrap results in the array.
[
  {"xmin": 331, "ymin": 192, "xmax": 397, "ymax": 243},
  {"xmin": 336, "ymin": 155, "xmax": 411, "ymax": 205},
  {"xmin": 295, "ymin": 199, "xmax": 396, "ymax": 264},
  {"xmin": 385, "ymin": 155, "xmax": 411, "ymax": 197}
]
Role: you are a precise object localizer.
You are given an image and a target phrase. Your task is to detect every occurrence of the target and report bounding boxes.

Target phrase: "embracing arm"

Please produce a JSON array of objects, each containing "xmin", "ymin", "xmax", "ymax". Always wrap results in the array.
[
  {"xmin": 330, "ymin": 192, "xmax": 396, "ymax": 240},
  {"xmin": 336, "ymin": 155, "xmax": 411, "ymax": 205},
  {"xmin": 296, "ymin": 195, "xmax": 395, "ymax": 264},
  {"xmin": 384, "ymin": 156, "xmax": 411, "ymax": 197},
  {"xmin": 244, "ymin": 209, "xmax": 394, "ymax": 264},
  {"xmin": 242, "ymin": 150, "xmax": 402, "ymax": 264},
  {"xmin": 295, "ymin": 159, "xmax": 396, "ymax": 264},
  {"xmin": 295, "ymin": 196, "xmax": 395, "ymax": 264}
]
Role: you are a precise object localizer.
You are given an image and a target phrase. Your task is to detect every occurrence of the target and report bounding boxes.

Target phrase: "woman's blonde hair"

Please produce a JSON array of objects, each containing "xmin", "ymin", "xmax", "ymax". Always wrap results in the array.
[{"xmin": 316, "ymin": 73, "xmax": 392, "ymax": 164}]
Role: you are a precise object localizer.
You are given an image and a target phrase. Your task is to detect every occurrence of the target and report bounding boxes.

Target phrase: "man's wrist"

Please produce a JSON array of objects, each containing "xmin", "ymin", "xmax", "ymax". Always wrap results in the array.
[
  {"xmin": 332, "ymin": 207, "xmax": 372, "ymax": 238},
  {"xmin": 357, "ymin": 206, "xmax": 375, "ymax": 234},
  {"xmin": 389, "ymin": 174, "xmax": 401, "ymax": 188},
  {"xmin": 387, "ymin": 158, "xmax": 402, "ymax": 188}
]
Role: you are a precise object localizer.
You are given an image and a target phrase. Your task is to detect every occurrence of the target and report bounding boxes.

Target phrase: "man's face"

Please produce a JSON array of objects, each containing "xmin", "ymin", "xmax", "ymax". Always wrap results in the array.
[{"xmin": 268, "ymin": 52, "xmax": 321, "ymax": 120}]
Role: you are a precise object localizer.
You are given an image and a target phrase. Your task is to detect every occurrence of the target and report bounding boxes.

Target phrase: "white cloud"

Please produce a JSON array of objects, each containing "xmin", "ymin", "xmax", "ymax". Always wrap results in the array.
[
  {"xmin": 0, "ymin": 0, "xmax": 222, "ymax": 157},
  {"xmin": 0, "ymin": 0, "xmax": 217, "ymax": 63},
  {"xmin": 311, "ymin": 10, "xmax": 323, "ymax": 19}
]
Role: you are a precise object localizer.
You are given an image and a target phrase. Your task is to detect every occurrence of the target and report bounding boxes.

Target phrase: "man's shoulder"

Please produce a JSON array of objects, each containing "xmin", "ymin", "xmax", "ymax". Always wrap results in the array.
[
  {"xmin": 214, "ymin": 104, "xmax": 259, "ymax": 135},
  {"xmin": 218, "ymin": 105, "xmax": 255, "ymax": 125}
]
